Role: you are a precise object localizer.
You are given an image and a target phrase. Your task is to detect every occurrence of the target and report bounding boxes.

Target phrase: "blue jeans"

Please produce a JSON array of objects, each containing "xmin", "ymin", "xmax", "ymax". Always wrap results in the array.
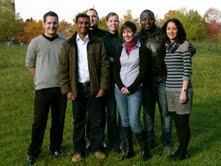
[
  {"xmin": 143, "ymin": 80, "xmax": 172, "ymax": 146},
  {"xmin": 115, "ymin": 87, "xmax": 143, "ymax": 134}
]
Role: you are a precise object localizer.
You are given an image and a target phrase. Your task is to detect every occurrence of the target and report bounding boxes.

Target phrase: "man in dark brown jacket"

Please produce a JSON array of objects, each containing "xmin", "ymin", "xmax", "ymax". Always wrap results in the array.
[{"xmin": 59, "ymin": 13, "xmax": 110, "ymax": 163}]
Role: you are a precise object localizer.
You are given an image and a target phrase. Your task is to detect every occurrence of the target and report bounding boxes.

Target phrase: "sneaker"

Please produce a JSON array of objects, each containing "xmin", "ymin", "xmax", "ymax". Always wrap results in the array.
[
  {"xmin": 163, "ymin": 144, "xmax": 173, "ymax": 155},
  {"xmin": 94, "ymin": 151, "xmax": 106, "ymax": 160},
  {"xmin": 72, "ymin": 153, "xmax": 84, "ymax": 163},
  {"xmin": 102, "ymin": 141, "xmax": 107, "ymax": 148},
  {"xmin": 54, "ymin": 149, "xmax": 66, "ymax": 158},
  {"xmin": 26, "ymin": 155, "xmax": 37, "ymax": 165},
  {"xmin": 48, "ymin": 145, "xmax": 66, "ymax": 158}
]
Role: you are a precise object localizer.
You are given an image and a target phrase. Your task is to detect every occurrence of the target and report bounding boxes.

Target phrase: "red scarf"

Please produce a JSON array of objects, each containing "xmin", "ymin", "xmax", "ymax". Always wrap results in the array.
[{"xmin": 125, "ymin": 39, "xmax": 137, "ymax": 55}]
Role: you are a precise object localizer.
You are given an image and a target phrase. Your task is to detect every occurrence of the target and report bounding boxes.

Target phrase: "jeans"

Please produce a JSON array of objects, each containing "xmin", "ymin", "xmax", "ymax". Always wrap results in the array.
[
  {"xmin": 143, "ymin": 80, "xmax": 172, "ymax": 146},
  {"xmin": 104, "ymin": 88, "xmax": 121, "ymax": 149},
  {"xmin": 72, "ymin": 85, "xmax": 105, "ymax": 154},
  {"xmin": 28, "ymin": 87, "xmax": 67, "ymax": 156},
  {"xmin": 115, "ymin": 86, "xmax": 143, "ymax": 134}
]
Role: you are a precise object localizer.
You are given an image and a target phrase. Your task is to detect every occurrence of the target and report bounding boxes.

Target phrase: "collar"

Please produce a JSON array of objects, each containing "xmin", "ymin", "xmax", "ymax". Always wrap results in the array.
[
  {"xmin": 76, "ymin": 34, "xmax": 89, "ymax": 43},
  {"xmin": 123, "ymin": 40, "xmax": 141, "ymax": 48}
]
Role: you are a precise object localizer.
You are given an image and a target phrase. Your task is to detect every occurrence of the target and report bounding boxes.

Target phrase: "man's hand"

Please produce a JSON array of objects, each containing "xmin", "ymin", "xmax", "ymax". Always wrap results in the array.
[
  {"xmin": 66, "ymin": 91, "xmax": 76, "ymax": 100},
  {"xmin": 96, "ymin": 89, "xmax": 105, "ymax": 98},
  {"xmin": 28, "ymin": 67, "xmax": 35, "ymax": 76},
  {"xmin": 188, "ymin": 43, "xmax": 196, "ymax": 56}
]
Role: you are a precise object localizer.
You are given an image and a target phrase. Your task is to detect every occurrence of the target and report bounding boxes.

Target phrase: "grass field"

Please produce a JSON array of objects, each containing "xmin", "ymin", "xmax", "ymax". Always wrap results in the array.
[{"xmin": 0, "ymin": 42, "xmax": 220, "ymax": 166}]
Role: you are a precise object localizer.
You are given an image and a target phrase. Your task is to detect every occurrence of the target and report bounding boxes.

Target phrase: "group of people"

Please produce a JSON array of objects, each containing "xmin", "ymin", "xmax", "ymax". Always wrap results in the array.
[{"xmin": 25, "ymin": 8, "xmax": 194, "ymax": 165}]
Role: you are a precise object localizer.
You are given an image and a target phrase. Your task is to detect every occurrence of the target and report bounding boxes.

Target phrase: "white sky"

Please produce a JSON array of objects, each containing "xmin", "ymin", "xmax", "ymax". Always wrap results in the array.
[{"xmin": 15, "ymin": 0, "xmax": 221, "ymax": 23}]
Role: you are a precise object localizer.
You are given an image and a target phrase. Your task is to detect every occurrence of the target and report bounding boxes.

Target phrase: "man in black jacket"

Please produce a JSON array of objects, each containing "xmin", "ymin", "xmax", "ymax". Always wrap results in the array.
[{"xmin": 137, "ymin": 9, "xmax": 173, "ymax": 155}]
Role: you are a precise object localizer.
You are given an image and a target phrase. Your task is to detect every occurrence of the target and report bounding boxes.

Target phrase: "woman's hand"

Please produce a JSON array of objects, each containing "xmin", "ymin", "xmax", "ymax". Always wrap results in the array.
[
  {"xmin": 121, "ymin": 87, "xmax": 131, "ymax": 95},
  {"xmin": 179, "ymin": 90, "xmax": 187, "ymax": 104}
]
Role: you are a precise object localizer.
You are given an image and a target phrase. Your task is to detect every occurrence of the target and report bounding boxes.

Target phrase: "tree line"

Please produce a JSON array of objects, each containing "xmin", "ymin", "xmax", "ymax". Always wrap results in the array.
[{"xmin": 0, "ymin": 1, "xmax": 221, "ymax": 43}]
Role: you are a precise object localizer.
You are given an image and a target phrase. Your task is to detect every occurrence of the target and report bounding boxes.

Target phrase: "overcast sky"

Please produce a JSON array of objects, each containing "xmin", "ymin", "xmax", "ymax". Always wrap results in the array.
[{"xmin": 15, "ymin": 0, "xmax": 221, "ymax": 23}]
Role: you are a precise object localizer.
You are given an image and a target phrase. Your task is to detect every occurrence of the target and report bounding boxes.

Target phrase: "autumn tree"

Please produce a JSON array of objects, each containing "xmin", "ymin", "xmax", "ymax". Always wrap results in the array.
[
  {"xmin": 204, "ymin": 8, "xmax": 221, "ymax": 41},
  {"xmin": 0, "ymin": 0, "xmax": 20, "ymax": 41},
  {"xmin": 120, "ymin": 10, "xmax": 140, "ymax": 30},
  {"xmin": 58, "ymin": 20, "xmax": 74, "ymax": 39},
  {"xmin": 98, "ymin": 16, "xmax": 108, "ymax": 31},
  {"xmin": 204, "ymin": 8, "xmax": 221, "ymax": 24},
  {"xmin": 21, "ymin": 19, "xmax": 44, "ymax": 43}
]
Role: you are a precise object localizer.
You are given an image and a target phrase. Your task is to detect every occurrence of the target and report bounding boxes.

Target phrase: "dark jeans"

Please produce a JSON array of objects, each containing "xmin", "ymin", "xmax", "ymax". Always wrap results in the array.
[
  {"xmin": 72, "ymin": 85, "xmax": 105, "ymax": 154},
  {"xmin": 103, "ymin": 88, "xmax": 121, "ymax": 149},
  {"xmin": 143, "ymin": 80, "xmax": 172, "ymax": 146},
  {"xmin": 28, "ymin": 87, "xmax": 67, "ymax": 157}
]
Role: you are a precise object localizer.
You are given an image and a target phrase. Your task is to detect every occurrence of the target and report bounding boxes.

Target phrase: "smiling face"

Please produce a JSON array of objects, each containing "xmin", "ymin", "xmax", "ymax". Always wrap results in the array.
[
  {"xmin": 43, "ymin": 16, "xmax": 58, "ymax": 37},
  {"xmin": 122, "ymin": 27, "xmax": 136, "ymax": 42},
  {"xmin": 106, "ymin": 15, "xmax": 119, "ymax": 34},
  {"xmin": 140, "ymin": 12, "xmax": 155, "ymax": 30},
  {"xmin": 166, "ymin": 21, "xmax": 178, "ymax": 43},
  {"xmin": 86, "ymin": 9, "xmax": 98, "ymax": 29},
  {"xmin": 76, "ymin": 16, "xmax": 90, "ymax": 38}
]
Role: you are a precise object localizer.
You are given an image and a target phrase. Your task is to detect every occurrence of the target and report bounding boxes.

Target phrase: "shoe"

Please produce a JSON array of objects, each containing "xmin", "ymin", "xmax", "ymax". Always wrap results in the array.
[
  {"xmin": 54, "ymin": 149, "xmax": 66, "ymax": 158},
  {"xmin": 169, "ymin": 149, "xmax": 188, "ymax": 161},
  {"xmin": 72, "ymin": 153, "xmax": 84, "ymax": 163},
  {"xmin": 102, "ymin": 141, "xmax": 107, "ymax": 148},
  {"xmin": 86, "ymin": 140, "xmax": 91, "ymax": 150},
  {"xmin": 163, "ymin": 144, "xmax": 173, "ymax": 155},
  {"xmin": 95, "ymin": 151, "xmax": 106, "ymax": 160},
  {"xmin": 26, "ymin": 155, "xmax": 37, "ymax": 165}
]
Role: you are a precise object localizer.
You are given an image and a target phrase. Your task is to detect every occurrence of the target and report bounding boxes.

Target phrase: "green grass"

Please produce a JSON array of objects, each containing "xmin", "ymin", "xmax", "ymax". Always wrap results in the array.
[{"xmin": 0, "ymin": 42, "xmax": 221, "ymax": 166}]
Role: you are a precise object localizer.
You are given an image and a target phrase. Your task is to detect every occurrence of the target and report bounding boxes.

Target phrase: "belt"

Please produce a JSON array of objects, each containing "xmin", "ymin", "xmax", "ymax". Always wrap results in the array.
[{"xmin": 78, "ymin": 82, "xmax": 90, "ymax": 88}]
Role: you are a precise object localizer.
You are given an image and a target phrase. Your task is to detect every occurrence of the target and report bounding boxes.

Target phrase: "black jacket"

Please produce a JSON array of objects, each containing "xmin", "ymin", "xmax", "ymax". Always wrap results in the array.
[{"xmin": 137, "ymin": 25, "xmax": 167, "ymax": 81}]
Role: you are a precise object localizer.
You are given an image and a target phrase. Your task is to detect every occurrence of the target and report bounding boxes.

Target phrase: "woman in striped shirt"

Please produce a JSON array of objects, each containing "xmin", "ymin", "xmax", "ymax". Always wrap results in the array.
[{"xmin": 162, "ymin": 18, "xmax": 194, "ymax": 161}]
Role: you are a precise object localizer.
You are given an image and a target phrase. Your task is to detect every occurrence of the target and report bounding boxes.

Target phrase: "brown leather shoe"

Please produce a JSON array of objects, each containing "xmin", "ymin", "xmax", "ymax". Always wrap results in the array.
[
  {"xmin": 94, "ymin": 151, "xmax": 106, "ymax": 160},
  {"xmin": 72, "ymin": 153, "xmax": 84, "ymax": 163}
]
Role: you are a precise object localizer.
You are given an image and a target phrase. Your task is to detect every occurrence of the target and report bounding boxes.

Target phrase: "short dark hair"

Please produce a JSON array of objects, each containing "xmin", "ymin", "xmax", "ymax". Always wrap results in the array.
[
  {"xmin": 120, "ymin": 21, "xmax": 137, "ymax": 36},
  {"xmin": 161, "ymin": 18, "xmax": 186, "ymax": 44},
  {"xmin": 75, "ymin": 13, "xmax": 90, "ymax": 23},
  {"xmin": 140, "ymin": 9, "xmax": 155, "ymax": 20},
  {"xmin": 87, "ymin": 8, "xmax": 98, "ymax": 17},
  {"xmin": 43, "ymin": 11, "xmax": 58, "ymax": 23},
  {"xmin": 106, "ymin": 12, "xmax": 119, "ymax": 21}
]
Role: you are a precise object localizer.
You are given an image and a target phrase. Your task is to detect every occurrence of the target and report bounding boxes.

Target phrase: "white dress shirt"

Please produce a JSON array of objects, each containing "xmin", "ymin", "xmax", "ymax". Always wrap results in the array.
[{"xmin": 76, "ymin": 34, "xmax": 90, "ymax": 83}]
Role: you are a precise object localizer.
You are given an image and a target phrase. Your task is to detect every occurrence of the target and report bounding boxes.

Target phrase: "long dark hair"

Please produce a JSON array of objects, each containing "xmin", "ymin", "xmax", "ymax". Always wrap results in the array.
[{"xmin": 161, "ymin": 18, "xmax": 186, "ymax": 44}]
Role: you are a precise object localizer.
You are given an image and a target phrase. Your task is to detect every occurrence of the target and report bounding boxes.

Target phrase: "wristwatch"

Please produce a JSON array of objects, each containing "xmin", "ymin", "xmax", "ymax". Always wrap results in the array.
[{"xmin": 182, "ymin": 88, "xmax": 187, "ymax": 92}]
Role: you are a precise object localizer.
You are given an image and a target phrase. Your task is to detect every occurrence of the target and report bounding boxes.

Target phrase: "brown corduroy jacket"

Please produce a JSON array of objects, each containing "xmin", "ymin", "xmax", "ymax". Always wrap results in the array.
[{"xmin": 59, "ymin": 32, "xmax": 110, "ymax": 96}]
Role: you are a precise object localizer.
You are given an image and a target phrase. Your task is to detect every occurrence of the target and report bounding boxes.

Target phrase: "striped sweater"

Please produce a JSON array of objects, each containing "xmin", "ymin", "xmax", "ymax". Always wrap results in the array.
[{"xmin": 164, "ymin": 40, "xmax": 192, "ymax": 89}]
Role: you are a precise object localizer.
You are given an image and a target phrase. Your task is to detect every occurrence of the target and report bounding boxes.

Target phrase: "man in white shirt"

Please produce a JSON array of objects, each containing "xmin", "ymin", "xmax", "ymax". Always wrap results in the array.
[{"xmin": 59, "ymin": 13, "xmax": 110, "ymax": 163}]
